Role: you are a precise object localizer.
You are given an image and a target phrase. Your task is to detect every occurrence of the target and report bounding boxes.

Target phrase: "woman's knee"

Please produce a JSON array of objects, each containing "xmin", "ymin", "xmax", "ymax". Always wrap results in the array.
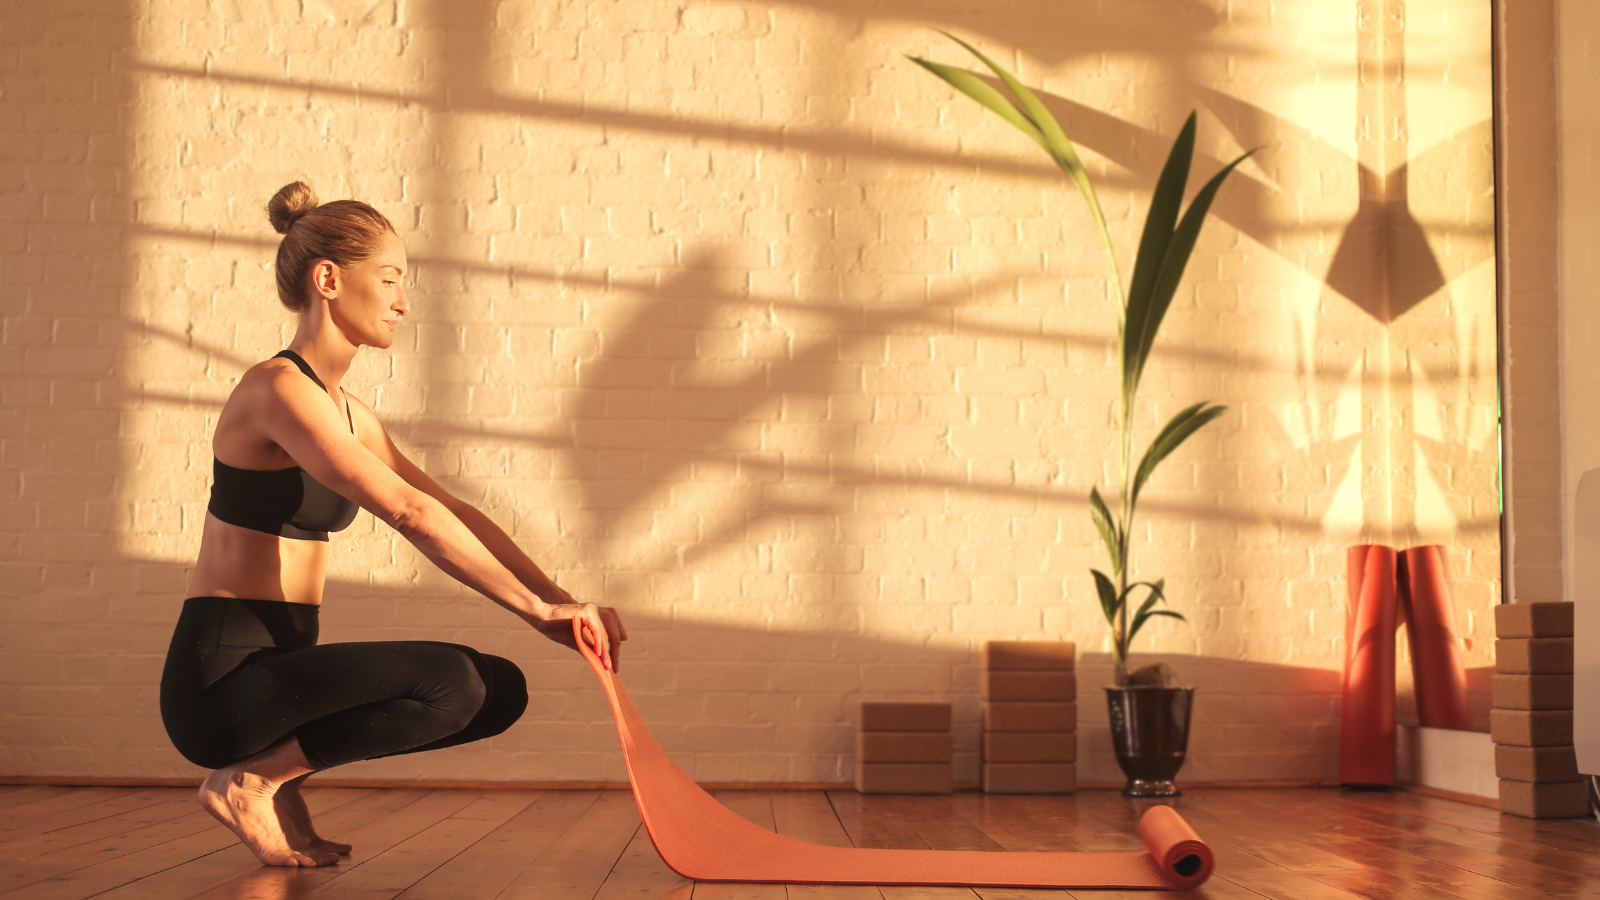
[
  {"xmin": 414, "ymin": 643, "xmax": 491, "ymax": 732},
  {"xmin": 479, "ymin": 655, "xmax": 528, "ymax": 735}
]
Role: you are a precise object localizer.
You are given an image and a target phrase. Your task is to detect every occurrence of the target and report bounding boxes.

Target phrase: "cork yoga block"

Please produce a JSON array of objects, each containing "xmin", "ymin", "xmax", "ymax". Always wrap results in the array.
[
  {"xmin": 1491, "ymin": 673, "xmax": 1574, "ymax": 710},
  {"xmin": 982, "ymin": 732, "xmax": 1076, "ymax": 764},
  {"xmin": 856, "ymin": 731, "xmax": 954, "ymax": 765},
  {"xmin": 1494, "ymin": 602, "xmax": 1574, "ymax": 639},
  {"xmin": 981, "ymin": 641, "xmax": 1076, "ymax": 672},
  {"xmin": 1498, "ymin": 779, "xmax": 1589, "ymax": 819},
  {"xmin": 1489, "ymin": 709, "xmax": 1574, "ymax": 747},
  {"xmin": 855, "ymin": 762, "xmax": 953, "ymax": 795},
  {"xmin": 980, "ymin": 671, "xmax": 1077, "ymax": 702},
  {"xmin": 982, "ymin": 701, "xmax": 1078, "ymax": 733},
  {"xmin": 1494, "ymin": 638, "xmax": 1574, "ymax": 675},
  {"xmin": 1495, "ymin": 744, "xmax": 1581, "ymax": 783},
  {"xmin": 981, "ymin": 762, "xmax": 1077, "ymax": 794},
  {"xmin": 856, "ymin": 702, "xmax": 951, "ymax": 733}
]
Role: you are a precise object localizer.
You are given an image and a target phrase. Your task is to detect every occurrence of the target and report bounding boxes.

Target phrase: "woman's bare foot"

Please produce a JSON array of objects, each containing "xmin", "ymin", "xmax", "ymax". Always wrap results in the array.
[
  {"xmin": 276, "ymin": 774, "xmax": 352, "ymax": 857},
  {"xmin": 197, "ymin": 738, "xmax": 336, "ymax": 867}
]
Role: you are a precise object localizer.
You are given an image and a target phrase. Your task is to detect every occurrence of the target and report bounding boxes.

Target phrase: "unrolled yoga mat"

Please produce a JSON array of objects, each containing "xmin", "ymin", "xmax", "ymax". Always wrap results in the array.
[{"xmin": 574, "ymin": 621, "xmax": 1215, "ymax": 890}]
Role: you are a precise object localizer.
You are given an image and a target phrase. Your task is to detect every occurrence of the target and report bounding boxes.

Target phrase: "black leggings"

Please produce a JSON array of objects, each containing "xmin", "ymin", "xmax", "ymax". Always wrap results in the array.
[{"xmin": 159, "ymin": 597, "xmax": 528, "ymax": 770}]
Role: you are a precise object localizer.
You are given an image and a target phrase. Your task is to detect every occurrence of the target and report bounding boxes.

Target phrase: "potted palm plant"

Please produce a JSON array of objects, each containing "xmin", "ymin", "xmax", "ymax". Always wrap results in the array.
[{"xmin": 911, "ymin": 35, "xmax": 1252, "ymax": 798}]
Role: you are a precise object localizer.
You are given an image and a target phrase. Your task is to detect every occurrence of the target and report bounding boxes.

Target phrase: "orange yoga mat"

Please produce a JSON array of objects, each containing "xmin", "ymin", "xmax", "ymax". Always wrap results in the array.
[
  {"xmin": 574, "ymin": 621, "xmax": 1215, "ymax": 890},
  {"xmin": 1397, "ymin": 546, "xmax": 1471, "ymax": 731},
  {"xmin": 1341, "ymin": 545, "xmax": 1398, "ymax": 786}
]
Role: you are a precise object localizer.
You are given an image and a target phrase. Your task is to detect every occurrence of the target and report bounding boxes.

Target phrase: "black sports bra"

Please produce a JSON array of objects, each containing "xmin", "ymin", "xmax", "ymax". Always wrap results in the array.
[{"xmin": 206, "ymin": 351, "xmax": 361, "ymax": 542}]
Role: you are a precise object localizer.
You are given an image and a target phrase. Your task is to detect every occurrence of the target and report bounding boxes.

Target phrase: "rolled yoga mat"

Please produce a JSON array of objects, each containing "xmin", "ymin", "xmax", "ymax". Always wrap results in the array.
[
  {"xmin": 1341, "ymin": 544, "xmax": 1399, "ymax": 786},
  {"xmin": 573, "ymin": 621, "xmax": 1215, "ymax": 890},
  {"xmin": 1398, "ymin": 546, "xmax": 1472, "ymax": 731}
]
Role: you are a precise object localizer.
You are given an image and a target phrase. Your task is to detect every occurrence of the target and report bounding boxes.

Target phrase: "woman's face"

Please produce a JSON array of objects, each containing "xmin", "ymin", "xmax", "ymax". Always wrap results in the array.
[{"xmin": 322, "ymin": 231, "xmax": 409, "ymax": 350}]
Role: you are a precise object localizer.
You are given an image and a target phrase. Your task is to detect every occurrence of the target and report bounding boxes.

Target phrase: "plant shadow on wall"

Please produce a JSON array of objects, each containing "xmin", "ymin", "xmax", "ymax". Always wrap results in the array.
[
  {"xmin": 919, "ymin": 0, "xmax": 1500, "ymax": 556},
  {"xmin": 1001, "ymin": 69, "xmax": 1497, "ymax": 559},
  {"xmin": 546, "ymin": 0, "xmax": 1497, "ymax": 609}
]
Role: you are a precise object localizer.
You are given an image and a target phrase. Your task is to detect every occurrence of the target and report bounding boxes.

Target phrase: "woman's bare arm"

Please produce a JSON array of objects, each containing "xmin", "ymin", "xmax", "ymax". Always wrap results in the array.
[
  {"xmin": 345, "ymin": 401, "xmax": 574, "ymax": 602},
  {"xmin": 248, "ymin": 366, "xmax": 620, "ymax": 669},
  {"xmin": 354, "ymin": 401, "xmax": 628, "ymax": 668}
]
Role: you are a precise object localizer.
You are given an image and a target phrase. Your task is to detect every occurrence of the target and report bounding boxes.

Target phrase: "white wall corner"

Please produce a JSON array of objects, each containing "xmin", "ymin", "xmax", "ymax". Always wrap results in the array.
[{"xmin": 1396, "ymin": 726, "xmax": 1497, "ymax": 799}]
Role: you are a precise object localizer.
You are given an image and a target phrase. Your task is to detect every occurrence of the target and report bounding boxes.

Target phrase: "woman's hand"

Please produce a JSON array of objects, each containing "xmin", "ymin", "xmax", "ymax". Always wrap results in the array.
[{"xmin": 529, "ymin": 601, "xmax": 627, "ymax": 672}]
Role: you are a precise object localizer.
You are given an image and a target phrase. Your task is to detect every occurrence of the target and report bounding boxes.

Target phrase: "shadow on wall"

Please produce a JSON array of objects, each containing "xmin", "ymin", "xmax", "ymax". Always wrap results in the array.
[
  {"xmin": 126, "ymin": 0, "xmax": 1486, "ymax": 322},
  {"xmin": 59, "ymin": 566, "xmax": 1343, "ymax": 785},
  {"xmin": 1044, "ymin": 86, "xmax": 1492, "ymax": 323},
  {"xmin": 108, "ymin": 0, "xmax": 1495, "ymax": 562}
]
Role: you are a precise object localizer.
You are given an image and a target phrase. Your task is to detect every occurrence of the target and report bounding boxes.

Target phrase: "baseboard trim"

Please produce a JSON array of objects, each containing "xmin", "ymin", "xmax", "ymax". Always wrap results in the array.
[
  {"xmin": 2, "ymin": 775, "xmax": 1336, "ymax": 792},
  {"xmin": 0, "ymin": 775, "xmax": 852, "ymax": 792},
  {"xmin": 1395, "ymin": 779, "xmax": 1500, "ymax": 810},
  {"xmin": 0, "ymin": 775, "xmax": 634, "ymax": 791},
  {"xmin": 1, "ymin": 776, "xmax": 207, "ymax": 788},
  {"xmin": 0, "ymin": 775, "xmax": 1496, "ymax": 812}
]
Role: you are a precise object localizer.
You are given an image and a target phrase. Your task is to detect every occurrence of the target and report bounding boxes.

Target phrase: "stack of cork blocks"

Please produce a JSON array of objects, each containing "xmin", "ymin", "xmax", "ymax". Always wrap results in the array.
[
  {"xmin": 981, "ymin": 641, "xmax": 1077, "ymax": 793},
  {"xmin": 1491, "ymin": 603, "xmax": 1587, "ymax": 818},
  {"xmin": 855, "ymin": 701, "xmax": 953, "ymax": 794}
]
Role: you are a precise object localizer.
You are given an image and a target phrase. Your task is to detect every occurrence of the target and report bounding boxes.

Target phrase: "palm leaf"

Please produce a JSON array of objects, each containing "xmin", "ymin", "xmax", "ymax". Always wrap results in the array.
[
  {"xmin": 1129, "ymin": 608, "xmax": 1187, "ymax": 642},
  {"xmin": 1130, "ymin": 579, "xmax": 1168, "ymax": 620},
  {"xmin": 935, "ymin": 33, "xmax": 1123, "ymax": 305},
  {"xmin": 1089, "ymin": 486, "xmax": 1121, "ymax": 571},
  {"xmin": 1126, "ymin": 147, "xmax": 1256, "ymax": 392},
  {"xmin": 1126, "ymin": 580, "xmax": 1186, "ymax": 642},
  {"xmin": 1092, "ymin": 568, "xmax": 1120, "ymax": 627},
  {"xmin": 904, "ymin": 55, "xmax": 1047, "ymax": 149},
  {"xmin": 1131, "ymin": 402, "xmax": 1229, "ymax": 504},
  {"xmin": 1123, "ymin": 114, "xmax": 1196, "ymax": 397}
]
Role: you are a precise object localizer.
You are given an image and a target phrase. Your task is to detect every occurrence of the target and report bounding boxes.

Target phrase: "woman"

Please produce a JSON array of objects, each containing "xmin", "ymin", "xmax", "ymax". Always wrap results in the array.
[{"xmin": 159, "ymin": 182, "xmax": 626, "ymax": 868}]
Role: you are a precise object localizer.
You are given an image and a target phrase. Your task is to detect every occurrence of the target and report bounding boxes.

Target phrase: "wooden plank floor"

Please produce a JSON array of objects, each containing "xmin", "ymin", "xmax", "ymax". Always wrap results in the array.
[{"xmin": 0, "ymin": 785, "xmax": 1595, "ymax": 899}]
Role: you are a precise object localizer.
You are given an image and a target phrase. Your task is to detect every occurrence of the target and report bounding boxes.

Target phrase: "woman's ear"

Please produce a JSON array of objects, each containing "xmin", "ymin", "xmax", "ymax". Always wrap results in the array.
[{"xmin": 310, "ymin": 260, "xmax": 340, "ymax": 300}]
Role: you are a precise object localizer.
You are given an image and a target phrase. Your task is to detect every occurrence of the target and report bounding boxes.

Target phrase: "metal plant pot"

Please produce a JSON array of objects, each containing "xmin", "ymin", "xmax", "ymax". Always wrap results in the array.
[{"xmin": 1105, "ymin": 685, "xmax": 1194, "ymax": 798}]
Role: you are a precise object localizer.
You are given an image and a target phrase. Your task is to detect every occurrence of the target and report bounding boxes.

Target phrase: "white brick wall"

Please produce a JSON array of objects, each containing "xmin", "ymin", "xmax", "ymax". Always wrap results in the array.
[{"xmin": 1, "ymin": 0, "xmax": 1499, "ymax": 785}]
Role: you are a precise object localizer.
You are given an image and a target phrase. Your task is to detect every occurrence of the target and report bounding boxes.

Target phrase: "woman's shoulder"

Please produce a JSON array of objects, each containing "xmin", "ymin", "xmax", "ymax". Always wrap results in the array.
[
  {"xmin": 213, "ymin": 358, "xmax": 311, "ymax": 464},
  {"xmin": 223, "ymin": 357, "xmax": 334, "ymax": 427},
  {"xmin": 236, "ymin": 356, "xmax": 312, "ymax": 396}
]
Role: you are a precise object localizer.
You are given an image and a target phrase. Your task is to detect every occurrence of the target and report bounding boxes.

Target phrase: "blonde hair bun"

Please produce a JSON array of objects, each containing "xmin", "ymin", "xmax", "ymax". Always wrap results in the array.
[
  {"xmin": 266, "ymin": 181, "xmax": 319, "ymax": 235},
  {"xmin": 265, "ymin": 183, "xmax": 396, "ymax": 311}
]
